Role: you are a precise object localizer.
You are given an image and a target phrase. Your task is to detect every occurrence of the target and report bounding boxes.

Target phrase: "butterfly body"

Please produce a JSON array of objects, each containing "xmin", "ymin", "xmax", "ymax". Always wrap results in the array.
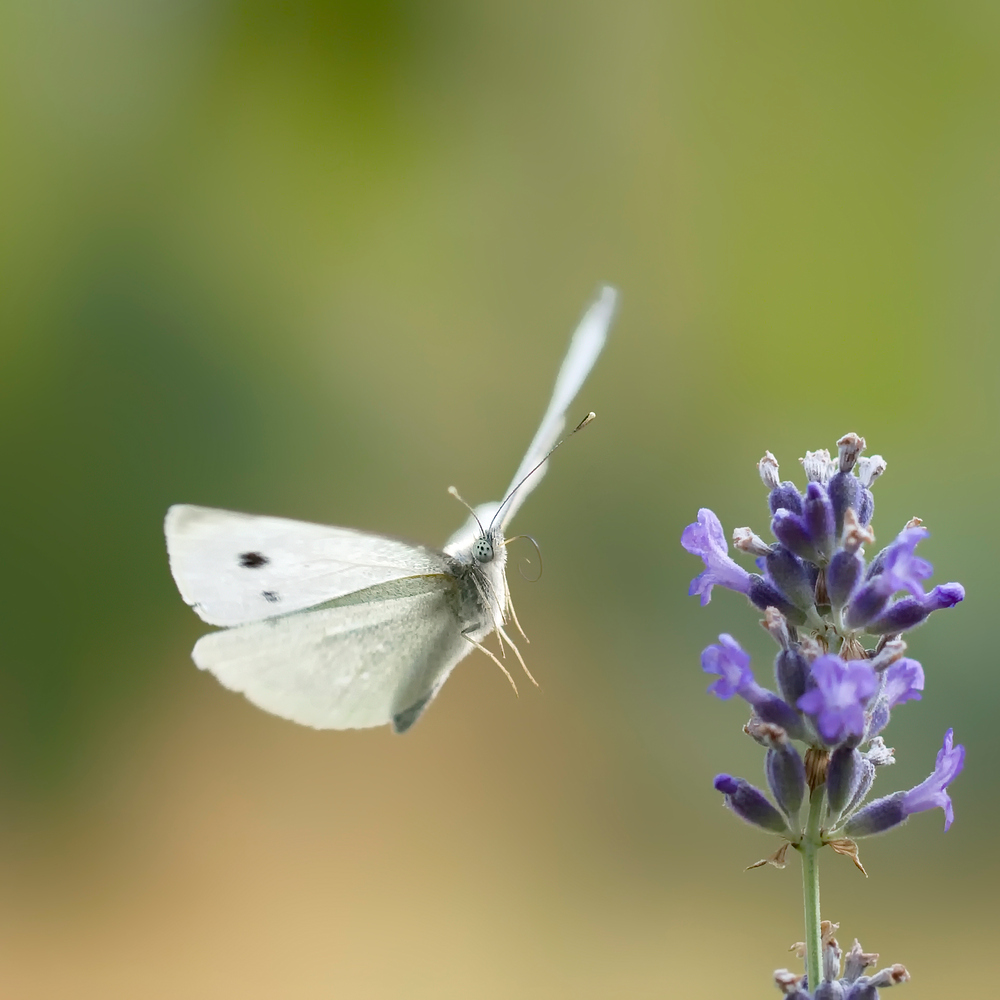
[{"xmin": 165, "ymin": 287, "xmax": 617, "ymax": 733}]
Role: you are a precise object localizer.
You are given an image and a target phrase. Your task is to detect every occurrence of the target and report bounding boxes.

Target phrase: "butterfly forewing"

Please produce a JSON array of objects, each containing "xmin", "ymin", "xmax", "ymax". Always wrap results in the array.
[
  {"xmin": 191, "ymin": 575, "xmax": 472, "ymax": 730},
  {"xmin": 166, "ymin": 504, "xmax": 449, "ymax": 627}
]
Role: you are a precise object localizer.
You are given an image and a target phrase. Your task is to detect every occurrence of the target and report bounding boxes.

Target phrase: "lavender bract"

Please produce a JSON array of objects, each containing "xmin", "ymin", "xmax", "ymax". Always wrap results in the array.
[{"xmin": 681, "ymin": 433, "xmax": 966, "ymax": 998}]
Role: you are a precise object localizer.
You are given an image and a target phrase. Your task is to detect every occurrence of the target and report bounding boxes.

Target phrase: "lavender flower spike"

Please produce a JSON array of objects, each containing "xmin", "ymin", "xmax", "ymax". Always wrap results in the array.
[
  {"xmin": 797, "ymin": 656, "xmax": 879, "ymax": 745},
  {"xmin": 901, "ymin": 728, "xmax": 965, "ymax": 831},
  {"xmin": 682, "ymin": 508, "xmax": 752, "ymax": 605}
]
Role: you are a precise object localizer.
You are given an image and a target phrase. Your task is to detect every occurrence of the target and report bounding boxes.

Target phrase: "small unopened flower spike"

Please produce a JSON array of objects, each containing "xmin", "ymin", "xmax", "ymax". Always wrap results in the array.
[{"xmin": 760, "ymin": 451, "xmax": 781, "ymax": 490}]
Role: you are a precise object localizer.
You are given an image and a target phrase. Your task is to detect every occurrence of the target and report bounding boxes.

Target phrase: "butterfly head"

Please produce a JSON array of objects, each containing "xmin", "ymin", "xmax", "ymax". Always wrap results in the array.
[{"xmin": 472, "ymin": 533, "xmax": 495, "ymax": 563}]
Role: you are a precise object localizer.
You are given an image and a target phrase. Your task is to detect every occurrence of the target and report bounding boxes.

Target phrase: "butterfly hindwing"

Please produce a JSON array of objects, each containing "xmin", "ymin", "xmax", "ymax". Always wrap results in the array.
[{"xmin": 192, "ymin": 575, "xmax": 474, "ymax": 730}]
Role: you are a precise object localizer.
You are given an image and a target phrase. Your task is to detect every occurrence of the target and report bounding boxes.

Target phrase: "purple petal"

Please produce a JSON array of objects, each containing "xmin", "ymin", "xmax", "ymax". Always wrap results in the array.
[
  {"xmin": 901, "ymin": 729, "xmax": 965, "ymax": 831},
  {"xmin": 681, "ymin": 508, "xmax": 751, "ymax": 605},
  {"xmin": 883, "ymin": 658, "xmax": 924, "ymax": 709},
  {"xmin": 797, "ymin": 656, "xmax": 879, "ymax": 744},
  {"xmin": 879, "ymin": 526, "xmax": 933, "ymax": 597},
  {"xmin": 701, "ymin": 633, "xmax": 753, "ymax": 699}
]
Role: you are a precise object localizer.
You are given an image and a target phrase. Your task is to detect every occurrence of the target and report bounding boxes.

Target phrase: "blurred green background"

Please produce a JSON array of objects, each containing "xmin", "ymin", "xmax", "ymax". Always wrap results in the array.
[{"xmin": 1, "ymin": 1, "xmax": 996, "ymax": 996}]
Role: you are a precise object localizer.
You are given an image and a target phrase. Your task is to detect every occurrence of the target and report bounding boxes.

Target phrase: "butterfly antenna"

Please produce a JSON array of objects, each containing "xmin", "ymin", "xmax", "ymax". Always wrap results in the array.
[
  {"xmin": 448, "ymin": 486, "xmax": 486, "ymax": 536},
  {"xmin": 489, "ymin": 411, "xmax": 596, "ymax": 532}
]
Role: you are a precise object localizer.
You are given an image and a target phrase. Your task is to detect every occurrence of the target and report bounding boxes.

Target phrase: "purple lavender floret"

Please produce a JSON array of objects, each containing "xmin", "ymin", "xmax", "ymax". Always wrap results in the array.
[
  {"xmin": 797, "ymin": 656, "xmax": 878, "ymax": 745},
  {"xmin": 844, "ymin": 730, "xmax": 964, "ymax": 835},
  {"xmin": 902, "ymin": 728, "xmax": 965, "ymax": 830},
  {"xmin": 681, "ymin": 508, "xmax": 751, "ymax": 605},
  {"xmin": 702, "ymin": 636, "xmax": 806, "ymax": 738},
  {"xmin": 878, "ymin": 527, "xmax": 933, "ymax": 597},
  {"xmin": 844, "ymin": 527, "xmax": 935, "ymax": 629},
  {"xmin": 701, "ymin": 633, "xmax": 753, "ymax": 699},
  {"xmin": 882, "ymin": 658, "xmax": 924, "ymax": 709},
  {"xmin": 865, "ymin": 583, "xmax": 965, "ymax": 634}
]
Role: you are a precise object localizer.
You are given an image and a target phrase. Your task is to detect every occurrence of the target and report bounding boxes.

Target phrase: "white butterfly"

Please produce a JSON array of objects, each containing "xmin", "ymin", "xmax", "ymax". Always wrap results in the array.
[{"xmin": 165, "ymin": 286, "xmax": 617, "ymax": 733}]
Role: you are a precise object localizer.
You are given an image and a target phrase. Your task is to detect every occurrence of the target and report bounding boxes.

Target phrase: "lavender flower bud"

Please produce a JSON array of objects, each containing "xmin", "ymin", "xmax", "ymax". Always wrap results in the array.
[
  {"xmin": 827, "ymin": 468, "xmax": 857, "ymax": 538},
  {"xmin": 775, "ymin": 646, "xmax": 810, "ymax": 707},
  {"xmin": 770, "ymin": 481, "xmax": 804, "ymax": 516},
  {"xmin": 843, "ymin": 582, "xmax": 892, "ymax": 631},
  {"xmin": 766, "ymin": 547, "xmax": 816, "ymax": 611},
  {"xmin": 814, "ymin": 982, "xmax": 845, "ymax": 999},
  {"xmin": 749, "ymin": 575, "xmax": 808, "ymax": 626},
  {"xmin": 842, "ymin": 756, "xmax": 876, "ymax": 821},
  {"xmin": 754, "ymin": 690, "xmax": 808, "ymax": 741},
  {"xmin": 828, "ymin": 442, "xmax": 861, "ymax": 537},
  {"xmin": 844, "ymin": 984, "xmax": 876, "ymax": 1000},
  {"xmin": 827, "ymin": 550, "xmax": 864, "ymax": 611},
  {"xmin": 826, "ymin": 747, "xmax": 862, "ymax": 819},
  {"xmin": 772, "ymin": 508, "xmax": 818, "ymax": 563},
  {"xmin": 803, "ymin": 482, "xmax": 836, "ymax": 563},
  {"xmin": 856, "ymin": 491, "xmax": 873, "ymax": 527},
  {"xmin": 713, "ymin": 774, "xmax": 791, "ymax": 834},
  {"xmin": 843, "ymin": 791, "xmax": 907, "ymax": 837},
  {"xmin": 854, "ymin": 455, "xmax": 886, "ymax": 527},
  {"xmin": 765, "ymin": 739, "xmax": 806, "ymax": 821},
  {"xmin": 865, "ymin": 700, "xmax": 890, "ymax": 739}
]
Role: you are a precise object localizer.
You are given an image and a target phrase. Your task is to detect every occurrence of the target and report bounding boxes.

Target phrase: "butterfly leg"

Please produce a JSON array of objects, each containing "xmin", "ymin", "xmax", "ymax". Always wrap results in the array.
[
  {"xmin": 505, "ymin": 590, "xmax": 530, "ymax": 644},
  {"xmin": 461, "ymin": 626, "xmax": 519, "ymax": 696},
  {"xmin": 496, "ymin": 625, "xmax": 539, "ymax": 688}
]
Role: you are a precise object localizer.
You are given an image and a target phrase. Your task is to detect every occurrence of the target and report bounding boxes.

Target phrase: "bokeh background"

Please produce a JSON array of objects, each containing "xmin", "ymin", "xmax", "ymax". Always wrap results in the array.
[{"xmin": 1, "ymin": 2, "xmax": 997, "ymax": 997}]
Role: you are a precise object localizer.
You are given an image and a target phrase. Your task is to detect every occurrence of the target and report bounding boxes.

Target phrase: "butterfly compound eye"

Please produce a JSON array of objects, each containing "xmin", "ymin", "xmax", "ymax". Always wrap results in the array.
[{"xmin": 472, "ymin": 536, "xmax": 494, "ymax": 563}]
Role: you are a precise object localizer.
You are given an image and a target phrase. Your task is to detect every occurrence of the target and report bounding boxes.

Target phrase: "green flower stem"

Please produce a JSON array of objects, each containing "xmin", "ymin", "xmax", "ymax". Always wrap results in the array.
[{"xmin": 800, "ymin": 786, "xmax": 825, "ymax": 988}]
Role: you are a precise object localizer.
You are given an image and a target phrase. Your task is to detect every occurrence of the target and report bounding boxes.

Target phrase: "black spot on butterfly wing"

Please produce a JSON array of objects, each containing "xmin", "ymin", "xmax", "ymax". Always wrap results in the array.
[
  {"xmin": 239, "ymin": 551, "xmax": 268, "ymax": 568},
  {"xmin": 262, "ymin": 590, "xmax": 280, "ymax": 603}
]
